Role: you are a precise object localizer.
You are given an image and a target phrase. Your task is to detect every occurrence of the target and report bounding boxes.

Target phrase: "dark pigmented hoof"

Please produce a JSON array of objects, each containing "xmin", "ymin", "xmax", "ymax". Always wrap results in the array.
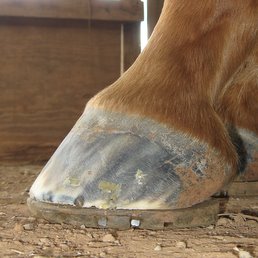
[
  {"xmin": 236, "ymin": 129, "xmax": 258, "ymax": 181},
  {"xmin": 29, "ymin": 107, "xmax": 234, "ymax": 210}
]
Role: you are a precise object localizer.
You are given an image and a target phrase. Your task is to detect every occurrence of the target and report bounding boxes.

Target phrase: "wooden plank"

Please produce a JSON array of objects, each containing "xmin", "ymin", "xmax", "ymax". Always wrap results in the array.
[
  {"xmin": 124, "ymin": 22, "xmax": 141, "ymax": 71},
  {"xmin": 147, "ymin": 0, "xmax": 164, "ymax": 38},
  {"xmin": 0, "ymin": 19, "xmax": 122, "ymax": 162},
  {"xmin": 0, "ymin": 0, "xmax": 143, "ymax": 162},
  {"xmin": 0, "ymin": 0, "xmax": 143, "ymax": 22}
]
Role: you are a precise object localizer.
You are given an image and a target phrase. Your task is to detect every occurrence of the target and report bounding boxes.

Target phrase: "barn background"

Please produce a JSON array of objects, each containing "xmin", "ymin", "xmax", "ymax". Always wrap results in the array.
[
  {"xmin": 0, "ymin": 0, "xmax": 146, "ymax": 163},
  {"xmin": 0, "ymin": 0, "xmax": 165, "ymax": 164},
  {"xmin": 0, "ymin": 0, "xmax": 257, "ymax": 257}
]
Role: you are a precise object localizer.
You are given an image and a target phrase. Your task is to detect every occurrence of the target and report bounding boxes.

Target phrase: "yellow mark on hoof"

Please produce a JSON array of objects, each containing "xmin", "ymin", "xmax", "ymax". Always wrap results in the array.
[
  {"xmin": 98, "ymin": 181, "xmax": 121, "ymax": 209},
  {"xmin": 63, "ymin": 177, "xmax": 80, "ymax": 187},
  {"xmin": 98, "ymin": 181, "xmax": 121, "ymax": 193},
  {"xmin": 135, "ymin": 169, "xmax": 147, "ymax": 185}
]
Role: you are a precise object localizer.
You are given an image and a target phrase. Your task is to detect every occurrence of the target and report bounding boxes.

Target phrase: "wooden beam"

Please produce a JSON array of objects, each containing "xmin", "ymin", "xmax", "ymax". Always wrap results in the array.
[
  {"xmin": 124, "ymin": 22, "xmax": 141, "ymax": 71},
  {"xmin": 0, "ymin": 0, "xmax": 143, "ymax": 22},
  {"xmin": 147, "ymin": 0, "xmax": 164, "ymax": 38},
  {"xmin": 0, "ymin": 20, "xmax": 122, "ymax": 163}
]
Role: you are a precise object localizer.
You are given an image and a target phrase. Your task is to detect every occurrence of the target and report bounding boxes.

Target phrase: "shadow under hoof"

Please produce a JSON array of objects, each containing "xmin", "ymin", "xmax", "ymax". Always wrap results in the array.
[{"xmin": 30, "ymin": 108, "xmax": 234, "ymax": 210}]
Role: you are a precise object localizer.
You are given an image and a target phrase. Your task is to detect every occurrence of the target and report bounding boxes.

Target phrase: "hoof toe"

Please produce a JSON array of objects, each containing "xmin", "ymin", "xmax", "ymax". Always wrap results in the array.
[{"xmin": 30, "ymin": 108, "xmax": 234, "ymax": 209}]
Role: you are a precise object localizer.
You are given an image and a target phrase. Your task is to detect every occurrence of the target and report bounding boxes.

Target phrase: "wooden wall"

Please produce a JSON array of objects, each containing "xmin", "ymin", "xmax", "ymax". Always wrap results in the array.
[
  {"xmin": 0, "ymin": 0, "xmax": 143, "ymax": 163},
  {"xmin": 147, "ymin": 0, "xmax": 164, "ymax": 38}
]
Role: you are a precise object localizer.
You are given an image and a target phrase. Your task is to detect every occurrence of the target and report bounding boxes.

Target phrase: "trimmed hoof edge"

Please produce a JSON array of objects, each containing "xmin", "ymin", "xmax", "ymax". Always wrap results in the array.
[{"xmin": 27, "ymin": 197, "xmax": 220, "ymax": 230}]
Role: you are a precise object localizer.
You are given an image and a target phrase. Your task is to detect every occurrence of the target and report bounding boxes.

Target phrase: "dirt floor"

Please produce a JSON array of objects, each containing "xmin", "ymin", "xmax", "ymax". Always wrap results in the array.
[{"xmin": 0, "ymin": 165, "xmax": 258, "ymax": 258}]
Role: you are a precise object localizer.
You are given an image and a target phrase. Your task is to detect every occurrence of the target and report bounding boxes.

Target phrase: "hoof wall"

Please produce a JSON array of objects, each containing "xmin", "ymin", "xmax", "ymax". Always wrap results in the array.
[{"xmin": 29, "ymin": 108, "xmax": 233, "ymax": 210}]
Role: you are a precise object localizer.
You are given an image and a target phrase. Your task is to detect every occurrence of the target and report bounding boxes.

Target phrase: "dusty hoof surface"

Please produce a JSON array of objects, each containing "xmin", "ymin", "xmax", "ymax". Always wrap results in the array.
[
  {"xmin": 27, "ymin": 197, "xmax": 220, "ymax": 230},
  {"xmin": 30, "ymin": 108, "xmax": 234, "ymax": 211}
]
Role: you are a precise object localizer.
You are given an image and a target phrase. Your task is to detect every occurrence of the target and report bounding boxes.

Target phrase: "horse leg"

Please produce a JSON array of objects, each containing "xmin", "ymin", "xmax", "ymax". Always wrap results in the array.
[{"xmin": 217, "ymin": 44, "xmax": 258, "ymax": 181}]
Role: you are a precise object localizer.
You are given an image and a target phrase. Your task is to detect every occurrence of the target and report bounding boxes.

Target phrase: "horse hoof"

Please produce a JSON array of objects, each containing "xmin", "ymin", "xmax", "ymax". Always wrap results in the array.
[{"xmin": 29, "ymin": 107, "xmax": 234, "ymax": 210}]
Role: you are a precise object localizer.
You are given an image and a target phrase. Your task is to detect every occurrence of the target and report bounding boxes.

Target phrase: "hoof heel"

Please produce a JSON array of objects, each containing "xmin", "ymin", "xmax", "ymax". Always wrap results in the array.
[{"xmin": 237, "ymin": 129, "xmax": 258, "ymax": 181}]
